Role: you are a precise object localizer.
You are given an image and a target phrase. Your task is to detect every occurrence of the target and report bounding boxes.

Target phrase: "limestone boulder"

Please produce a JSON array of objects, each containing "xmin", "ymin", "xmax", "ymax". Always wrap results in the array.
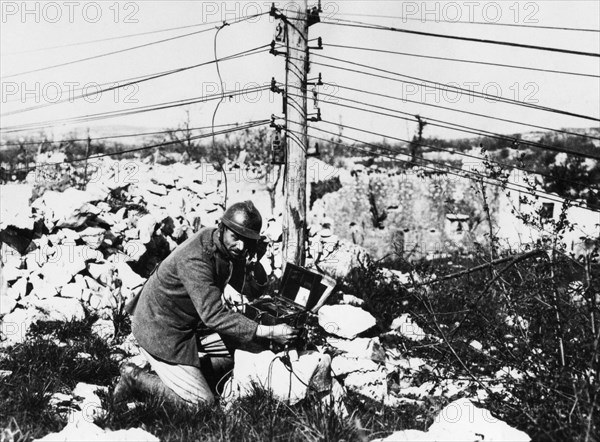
[
  {"xmin": 331, "ymin": 355, "xmax": 379, "ymax": 376},
  {"xmin": 113, "ymin": 262, "xmax": 145, "ymax": 290},
  {"xmin": 87, "ymin": 263, "xmax": 115, "ymax": 287},
  {"xmin": 372, "ymin": 398, "xmax": 531, "ymax": 442},
  {"xmin": 0, "ymin": 307, "xmax": 45, "ymax": 347},
  {"xmin": 5, "ymin": 276, "xmax": 28, "ymax": 301},
  {"xmin": 389, "ymin": 313, "xmax": 427, "ymax": 342},
  {"xmin": 0, "ymin": 295, "xmax": 18, "ymax": 317},
  {"xmin": 326, "ymin": 336, "xmax": 385, "ymax": 361},
  {"xmin": 318, "ymin": 305, "xmax": 376, "ymax": 339},
  {"xmin": 227, "ymin": 349, "xmax": 330, "ymax": 405},
  {"xmin": 314, "ymin": 238, "xmax": 370, "ymax": 280},
  {"xmin": 28, "ymin": 274, "xmax": 60, "ymax": 299},
  {"xmin": 72, "ymin": 382, "xmax": 108, "ymax": 420},
  {"xmin": 91, "ymin": 318, "xmax": 115, "ymax": 341},
  {"xmin": 33, "ymin": 413, "xmax": 159, "ymax": 442},
  {"xmin": 25, "ymin": 297, "xmax": 86, "ymax": 322},
  {"xmin": 79, "ymin": 227, "xmax": 106, "ymax": 249},
  {"xmin": 344, "ymin": 367, "xmax": 388, "ymax": 402},
  {"xmin": 33, "ymin": 188, "xmax": 103, "ymax": 229},
  {"xmin": 0, "ymin": 184, "xmax": 34, "ymax": 230}
]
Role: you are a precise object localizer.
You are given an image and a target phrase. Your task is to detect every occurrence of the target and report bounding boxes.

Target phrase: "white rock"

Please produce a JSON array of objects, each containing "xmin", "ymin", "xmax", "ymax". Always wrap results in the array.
[
  {"xmin": 28, "ymin": 274, "xmax": 60, "ymax": 299},
  {"xmin": 60, "ymin": 282, "xmax": 85, "ymax": 299},
  {"xmin": 396, "ymin": 381, "xmax": 435, "ymax": 399},
  {"xmin": 341, "ymin": 294, "xmax": 364, "ymax": 306},
  {"xmin": 0, "ymin": 295, "xmax": 17, "ymax": 316},
  {"xmin": 151, "ymin": 173, "xmax": 176, "ymax": 188},
  {"xmin": 56, "ymin": 228, "xmax": 81, "ymax": 243},
  {"xmin": 79, "ymin": 227, "xmax": 106, "ymax": 250},
  {"xmin": 264, "ymin": 218, "xmax": 283, "ymax": 242},
  {"xmin": 81, "ymin": 275, "xmax": 103, "ymax": 293},
  {"xmin": 42, "ymin": 245, "xmax": 91, "ymax": 289},
  {"xmin": 316, "ymin": 239, "xmax": 370, "ymax": 280},
  {"xmin": 200, "ymin": 206, "xmax": 224, "ymax": 228},
  {"xmin": 344, "ymin": 367, "xmax": 388, "ymax": 402},
  {"xmin": 390, "ymin": 314, "xmax": 426, "ymax": 341},
  {"xmin": 0, "ymin": 307, "xmax": 42, "ymax": 346},
  {"xmin": 396, "ymin": 356, "xmax": 427, "ymax": 371},
  {"xmin": 326, "ymin": 336, "xmax": 385, "ymax": 361},
  {"xmin": 87, "ymin": 263, "xmax": 114, "ymax": 287},
  {"xmin": 0, "ymin": 184, "xmax": 34, "ymax": 230},
  {"xmin": 25, "ymin": 250, "xmax": 46, "ymax": 271},
  {"xmin": 160, "ymin": 191, "xmax": 186, "ymax": 218},
  {"xmin": 113, "ymin": 263, "xmax": 145, "ymax": 290},
  {"xmin": 33, "ymin": 412, "xmax": 159, "ymax": 442},
  {"xmin": 122, "ymin": 240, "xmax": 147, "ymax": 262},
  {"xmin": 2, "ymin": 247, "xmax": 25, "ymax": 282},
  {"xmin": 34, "ymin": 188, "xmax": 103, "ymax": 229},
  {"xmin": 137, "ymin": 214, "xmax": 157, "ymax": 244},
  {"xmin": 6, "ymin": 276, "xmax": 28, "ymax": 300},
  {"xmin": 469, "ymin": 340, "xmax": 483, "ymax": 352},
  {"xmin": 27, "ymin": 297, "xmax": 85, "ymax": 322},
  {"xmin": 331, "ymin": 355, "xmax": 379, "ymax": 376},
  {"xmin": 72, "ymin": 382, "xmax": 108, "ymax": 419},
  {"xmin": 318, "ymin": 305, "xmax": 376, "ymax": 339},
  {"xmin": 123, "ymin": 228, "xmax": 139, "ymax": 240},
  {"xmin": 495, "ymin": 366, "xmax": 525, "ymax": 381},
  {"xmin": 227, "ymin": 349, "xmax": 329, "ymax": 405},
  {"xmin": 373, "ymin": 398, "xmax": 531, "ymax": 441},
  {"xmin": 48, "ymin": 392, "xmax": 74, "ymax": 408},
  {"xmin": 91, "ymin": 319, "xmax": 115, "ymax": 341}
]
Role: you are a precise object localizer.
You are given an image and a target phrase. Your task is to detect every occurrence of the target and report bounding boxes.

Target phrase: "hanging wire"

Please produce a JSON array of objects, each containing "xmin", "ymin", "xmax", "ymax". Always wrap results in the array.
[
  {"xmin": 1, "ymin": 11, "xmax": 269, "ymax": 79},
  {"xmin": 297, "ymin": 130, "xmax": 600, "ymax": 214},
  {"xmin": 284, "ymin": 88, "xmax": 600, "ymax": 160},
  {"xmin": 323, "ymin": 43, "xmax": 600, "ymax": 79},
  {"xmin": 1, "ymin": 44, "xmax": 270, "ymax": 116},
  {"xmin": 289, "ymin": 126, "xmax": 600, "ymax": 212},
  {"xmin": 317, "ymin": 18, "xmax": 600, "ymax": 57},
  {"xmin": 1, "ymin": 85, "xmax": 272, "ymax": 134},
  {"xmin": 7, "ymin": 119, "xmax": 270, "ymax": 176}
]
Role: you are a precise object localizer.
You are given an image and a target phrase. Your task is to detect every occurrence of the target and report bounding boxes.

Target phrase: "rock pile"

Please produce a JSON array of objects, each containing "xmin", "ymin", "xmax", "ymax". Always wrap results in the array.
[
  {"xmin": 0, "ymin": 158, "xmax": 368, "ymax": 345},
  {"xmin": 0, "ymin": 158, "xmax": 529, "ymax": 441},
  {"xmin": 1, "ymin": 160, "xmax": 227, "ymax": 346}
]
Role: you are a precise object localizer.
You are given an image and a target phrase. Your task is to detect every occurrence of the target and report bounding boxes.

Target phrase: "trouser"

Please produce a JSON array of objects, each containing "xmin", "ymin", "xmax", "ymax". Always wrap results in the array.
[{"xmin": 139, "ymin": 333, "xmax": 236, "ymax": 405}]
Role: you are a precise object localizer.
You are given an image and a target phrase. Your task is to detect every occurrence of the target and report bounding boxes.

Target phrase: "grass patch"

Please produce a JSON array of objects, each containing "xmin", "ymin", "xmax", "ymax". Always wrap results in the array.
[
  {"xmin": 2, "ymin": 254, "xmax": 597, "ymax": 441},
  {"xmin": 0, "ymin": 318, "xmax": 119, "ymax": 441}
]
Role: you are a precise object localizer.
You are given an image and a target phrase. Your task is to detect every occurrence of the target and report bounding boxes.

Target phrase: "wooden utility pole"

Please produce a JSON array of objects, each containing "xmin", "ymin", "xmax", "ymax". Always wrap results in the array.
[
  {"xmin": 282, "ymin": 0, "xmax": 309, "ymax": 267},
  {"xmin": 83, "ymin": 129, "xmax": 91, "ymax": 189}
]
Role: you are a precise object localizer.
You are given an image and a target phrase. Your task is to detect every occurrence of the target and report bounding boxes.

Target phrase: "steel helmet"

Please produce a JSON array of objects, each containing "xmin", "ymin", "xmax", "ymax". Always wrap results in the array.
[{"xmin": 221, "ymin": 201, "xmax": 262, "ymax": 240}]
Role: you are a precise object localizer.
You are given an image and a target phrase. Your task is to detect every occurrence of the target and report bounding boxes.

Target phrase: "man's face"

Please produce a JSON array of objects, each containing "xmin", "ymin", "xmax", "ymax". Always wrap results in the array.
[{"xmin": 222, "ymin": 227, "xmax": 251, "ymax": 260}]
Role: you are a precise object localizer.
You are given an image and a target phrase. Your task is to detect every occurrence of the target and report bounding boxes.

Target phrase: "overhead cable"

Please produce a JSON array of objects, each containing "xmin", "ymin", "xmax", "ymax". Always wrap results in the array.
[
  {"xmin": 1, "ymin": 11, "xmax": 268, "ymax": 78},
  {"xmin": 319, "ymin": 18, "xmax": 600, "ymax": 57},
  {"xmin": 285, "ymin": 89, "xmax": 600, "ymax": 161},
  {"xmin": 323, "ymin": 82, "xmax": 598, "ymax": 140},
  {"xmin": 1, "ymin": 85, "xmax": 272, "ymax": 133},
  {"xmin": 332, "ymin": 12, "xmax": 600, "ymax": 33},
  {"xmin": 316, "ymin": 118, "xmax": 600, "ymax": 192},
  {"xmin": 1, "ymin": 44, "xmax": 270, "ymax": 116},
  {"xmin": 7, "ymin": 119, "xmax": 270, "ymax": 175},
  {"xmin": 1, "ymin": 122, "xmax": 246, "ymax": 146},
  {"xmin": 291, "ymin": 126, "xmax": 600, "ymax": 213},
  {"xmin": 325, "ymin": 43, "xmax": 600, "ymax": 79},
  {"xmin": 310, "ymin": 53, "xmax": 600, "ymax": 122}
]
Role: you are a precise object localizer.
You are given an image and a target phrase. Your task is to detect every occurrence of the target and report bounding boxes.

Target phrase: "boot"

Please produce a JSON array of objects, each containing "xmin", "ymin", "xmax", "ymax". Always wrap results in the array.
[{"xmin": 113, "ymin": 363, "xmax": 191, "ymax": 408}]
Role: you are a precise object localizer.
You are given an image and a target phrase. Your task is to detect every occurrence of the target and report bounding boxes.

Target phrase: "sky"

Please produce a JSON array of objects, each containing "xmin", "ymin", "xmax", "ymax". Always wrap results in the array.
[{"xmin": 1, "ymin": 0, "xmax": 599, "ymax": 145}]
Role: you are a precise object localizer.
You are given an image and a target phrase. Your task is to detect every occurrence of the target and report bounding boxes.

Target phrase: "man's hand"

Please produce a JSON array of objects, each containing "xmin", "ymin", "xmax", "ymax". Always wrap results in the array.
[
  {"xmin": 256, "ymin": 324, "xmax": 299, "ymax": 345},
  {"xmin": 255, "ymin": 236, "xmax": 268, "ymax": 261}
]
